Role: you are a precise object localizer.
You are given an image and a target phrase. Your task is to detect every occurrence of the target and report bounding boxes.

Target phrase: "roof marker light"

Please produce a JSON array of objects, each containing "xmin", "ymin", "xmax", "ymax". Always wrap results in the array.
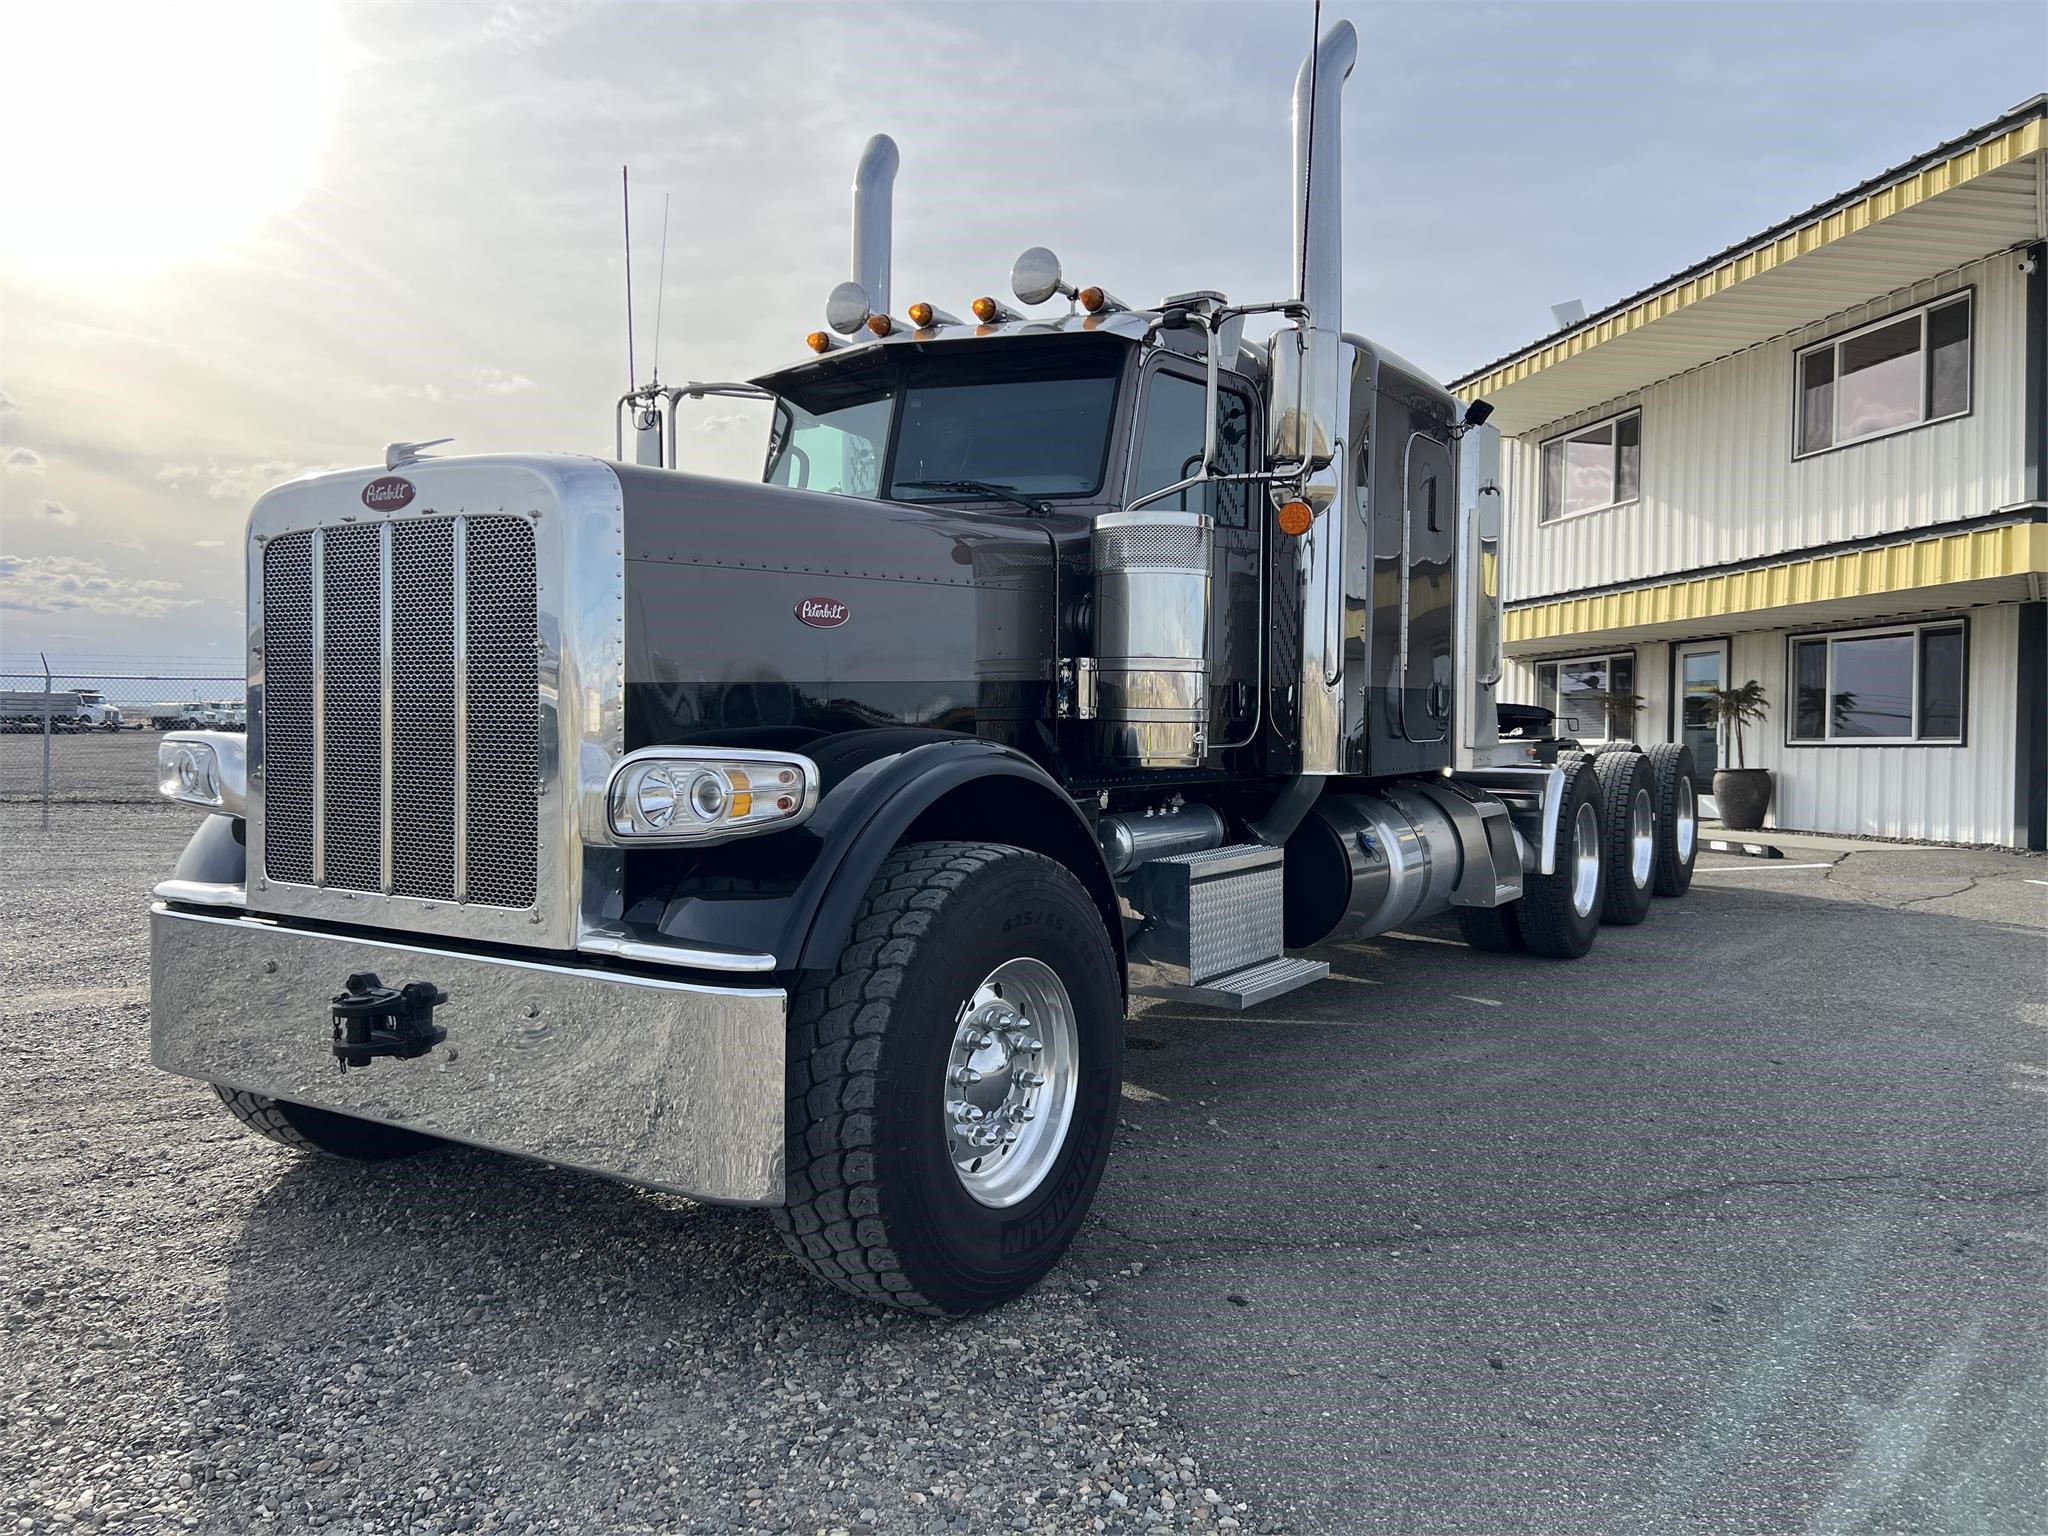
[
  {"xmin": 865, "ymin": 314, "xmax": 897, "ymax": 338},
  {"xmin": 806, "ymin": 331, "xmax": 836, "ymax": 354},
  {"xmin": 1078, "ymin": 285, "xmax": 1126, "ymax": 315},
  {"xmin": 971, "ymin": 296, "xmax": 1021, "ymax": 324}
]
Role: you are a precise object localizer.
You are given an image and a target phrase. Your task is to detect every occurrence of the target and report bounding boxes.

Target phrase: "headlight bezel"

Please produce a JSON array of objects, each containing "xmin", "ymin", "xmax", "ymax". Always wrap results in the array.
[
  {"xmin": 157, "ymin": 730, "xmax": 248, "ymax": 816},
  {"xmin": 604, "ymin": 747, "xmax": 821, "ymax": 846}
]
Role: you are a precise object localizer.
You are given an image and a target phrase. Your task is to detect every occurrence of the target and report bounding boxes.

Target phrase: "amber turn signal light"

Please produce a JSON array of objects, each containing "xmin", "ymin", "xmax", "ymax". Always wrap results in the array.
[
  {"xmin": 1079, "ymin": 286, "xmax": 1106, "ymax": 313},
  {"xmin": 908, "ymin": 302, "xmax": 935, "ymax": 328},
  {"xmin": 805, "ymin": 331, "xmax": 832, "ymax": 354},
  {"xmin": 865, "ymin": 314, "xmax": 893, "ymax": 337},
  {"xmin": 971, "ymin": 296, "xmax": 1000, "ymax": 322},
  {"xmin": 1276, "ymin": 500, "xmax": 1314, "ymax": 537}
]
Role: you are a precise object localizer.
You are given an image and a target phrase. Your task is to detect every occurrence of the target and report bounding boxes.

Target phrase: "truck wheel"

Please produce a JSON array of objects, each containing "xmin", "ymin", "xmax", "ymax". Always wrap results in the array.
[
  {"xmin": 211, "ymin": 1086, "xmax": 438, "ymax": 1161},
  {"xmin": 1454, "ymin": 902, "xmax": 1524, "ymax": 953},
  {"xmin": 1515, "ymin": 754, "xmax": 1605, "ymax": 959},
  {"xmin": 772, "ymin": 841, "xmax": 1123, "ymax": 1316},
  {"xmin": 1644, "ymin": 743, "xmax": 1700, "ymax": 896},
  {"xmin": 1591, "ymin": 751, "xmax": 1656, "ymax": 926}
]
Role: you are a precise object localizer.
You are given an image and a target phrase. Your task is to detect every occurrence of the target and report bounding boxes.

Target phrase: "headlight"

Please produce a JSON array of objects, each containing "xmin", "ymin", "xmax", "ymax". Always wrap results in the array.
[
  {"xmin": 606, "ymin": 749, "xmax": 820, "ymax": 844},
  {"xmin": 157, "ymin": 731, "xmax": 247, "ymax": 815}
]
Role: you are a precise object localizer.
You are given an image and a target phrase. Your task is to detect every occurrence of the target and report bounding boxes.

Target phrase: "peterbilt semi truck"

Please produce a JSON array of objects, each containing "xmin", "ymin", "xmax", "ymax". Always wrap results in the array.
[{"xmin": 148, "ymin": 22, "xmax": 1701, "ymax": 1315}]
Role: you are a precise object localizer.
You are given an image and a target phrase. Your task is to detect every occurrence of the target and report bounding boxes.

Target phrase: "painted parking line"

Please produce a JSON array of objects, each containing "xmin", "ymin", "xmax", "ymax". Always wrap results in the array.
[
  {"xmin": 1694, "ymin": 862, "xmax": 1835, "ymax": 873},
  {"xmin": 2027, "ymin": 879, "xmax": 2048, "ymax": 888}
]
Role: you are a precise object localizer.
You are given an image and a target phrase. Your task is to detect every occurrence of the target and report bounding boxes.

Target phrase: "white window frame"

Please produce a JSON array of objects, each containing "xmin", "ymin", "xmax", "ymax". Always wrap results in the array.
[
  {"xmin": 1535, "ymin": 651, "xmax": 1636, "ymax": 744},
  {"xmin": 1791, "ymin": 290, "xmax": 1973, "ymax": 461},
  {"xmin": 1538, "ymin": 407, "xmax": 1641, "ymax": 524},
  {"xmin": 1785, "ymin": 618, "xmax": 1967, "ymax": 747}
]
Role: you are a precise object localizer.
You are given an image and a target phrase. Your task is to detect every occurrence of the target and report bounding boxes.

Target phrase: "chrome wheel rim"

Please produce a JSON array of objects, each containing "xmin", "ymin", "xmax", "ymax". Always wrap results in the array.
[
  {"xmin": 1629, "ymin": 785, "xmax": 1656, "ymax": 889},
  {"xmin": 943, "ymin": 957, "xmax": 1079, "ymax": 1209},
  {"xmin": 1570, "ymin": 800, "xmax": 1601, "ymax": 918},
  {"xmin": 1676, "ymin": 777, "xmax": 1698, "ymax": 861}
]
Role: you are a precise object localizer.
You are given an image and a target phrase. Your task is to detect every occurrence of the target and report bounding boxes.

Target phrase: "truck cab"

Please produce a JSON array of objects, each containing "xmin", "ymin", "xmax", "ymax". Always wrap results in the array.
[{"xmin": 146, "ymin": 20, "xmax": 1703, "ymax": 1316}]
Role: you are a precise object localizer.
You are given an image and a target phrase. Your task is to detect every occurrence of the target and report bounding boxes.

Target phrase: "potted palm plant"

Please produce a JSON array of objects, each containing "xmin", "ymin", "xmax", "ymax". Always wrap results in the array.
[
  {"xmin": 1707, "ymin": 679, "xmax": 1772, "ymax": 830},
  {"xmin": 1587, "ymin": 687, "xmax": 1645, "ymax": 744}
]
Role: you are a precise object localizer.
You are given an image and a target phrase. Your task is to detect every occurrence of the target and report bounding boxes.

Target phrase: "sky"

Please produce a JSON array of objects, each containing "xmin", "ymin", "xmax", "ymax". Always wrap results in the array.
[{"xmin": 1, "ymin": 0, "xmax": 2042, "ymax": 661}]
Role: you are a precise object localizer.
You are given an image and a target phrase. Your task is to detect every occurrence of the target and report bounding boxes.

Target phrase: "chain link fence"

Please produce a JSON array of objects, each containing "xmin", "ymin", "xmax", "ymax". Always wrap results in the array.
[{"xmin": 0, "ymin": 655, "xmax": 244, "ymax": 818}]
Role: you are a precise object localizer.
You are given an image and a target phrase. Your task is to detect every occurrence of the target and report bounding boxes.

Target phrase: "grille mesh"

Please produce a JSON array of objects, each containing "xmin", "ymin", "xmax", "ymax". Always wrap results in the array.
[
  {"xmin": 259, "ymin": 514, "xmax": 539, "ymax": 913},
  {"xmin": 1095, "ymin": 522, "xmax": 1209, "ymax": 570},
  {"xmin": 321, "ymin": 526, "xmax": 384, "ymax": 892},
  {"xmin": 260, "ymin": 536, "xmax": 315, "ymax": 885},
  {"xmin": 390, "ymin": 521, "xmax": 457, "ymax": 900},
  {"xmin": 463, "ymin": 519, "xmax": 539, "ymax": 908}
]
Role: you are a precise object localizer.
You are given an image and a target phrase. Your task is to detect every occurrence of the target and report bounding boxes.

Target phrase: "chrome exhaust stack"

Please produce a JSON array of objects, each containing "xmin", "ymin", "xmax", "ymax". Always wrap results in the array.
[
  {"xmin": 851, "ymin": 133, "xmax": 900, "ymax": 318},
  {"xmin": 1272, "ymin": 20, "xmax": 1357, "ymax": 778}
]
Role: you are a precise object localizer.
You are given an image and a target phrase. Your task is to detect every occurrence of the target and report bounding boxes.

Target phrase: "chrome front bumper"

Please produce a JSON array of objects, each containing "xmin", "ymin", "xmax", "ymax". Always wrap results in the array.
[{"xmin": 150, "ymin": 906, "xmax": 787, "ymax": 1204}]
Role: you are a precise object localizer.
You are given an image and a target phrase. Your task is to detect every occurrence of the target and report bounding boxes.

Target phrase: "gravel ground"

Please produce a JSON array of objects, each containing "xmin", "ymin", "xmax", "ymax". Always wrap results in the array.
[
  {"xmin": 4, "ymin": 741, "xmax": 2044, "ymax": 1535},
  {"xmin": 3, "ymin": 800, "xmax": 1260, "ymax": 1536},
  {"xmin": 0, "ymin": 729, "xmax": 186, "ymax": 804}
]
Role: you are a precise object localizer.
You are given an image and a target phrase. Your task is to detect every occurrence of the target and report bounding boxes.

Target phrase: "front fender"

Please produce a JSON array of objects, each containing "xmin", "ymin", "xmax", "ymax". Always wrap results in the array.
[{"xmin": 630, "ymin": 732, "xmax": 1120, "ymax": 979}]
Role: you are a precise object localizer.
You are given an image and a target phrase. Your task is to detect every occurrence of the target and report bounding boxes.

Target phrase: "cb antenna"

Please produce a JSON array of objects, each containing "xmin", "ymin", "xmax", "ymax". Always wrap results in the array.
[
  {"xmin": 651, "ymin": 193, "xmax": 671, "ymax": 387},
  {"xmin": 622, "ymin": 165, "xmax": 637, "ymax": 392},
  {"xmin": 1295, "ymin": 0, "xmax": 1322, "ymax": 306}
]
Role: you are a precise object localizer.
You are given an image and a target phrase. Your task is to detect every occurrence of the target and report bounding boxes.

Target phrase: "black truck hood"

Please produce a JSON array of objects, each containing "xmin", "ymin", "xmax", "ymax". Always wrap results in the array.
[{"xmin": 614, "ymin": 466, "xmax": 1058, "ymax": 757}]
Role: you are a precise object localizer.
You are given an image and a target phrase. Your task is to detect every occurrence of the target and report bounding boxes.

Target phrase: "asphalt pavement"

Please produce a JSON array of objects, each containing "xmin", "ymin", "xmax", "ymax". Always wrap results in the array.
[{"xmin": 3, "ymin": 753, "xmax": 2043, "ymax": 1535}]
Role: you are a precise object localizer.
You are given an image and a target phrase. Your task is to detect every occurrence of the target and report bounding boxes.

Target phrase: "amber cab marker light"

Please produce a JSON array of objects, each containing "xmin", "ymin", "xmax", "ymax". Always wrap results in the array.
[
  {"xmin": 865, "ymin": 314, "xmax": 893, "ymax": 337},
  {"xmin": 908, "ymin": 302, "xmax": 935, "ymax": 328},
  {"xmin": 805, "ymin": 331, "xmax": 833, "ymax": 354},
  {"xmin": 1276, "ymin": 500, "xmax": 1314, "ymax": 537},
  {"xmin": 972, "ymin": 296, "xmax": 1000, "ymax": 322},
  {"xmin": 1078, "ymin": 286, "xmax": 1106, "ymax": 314}
]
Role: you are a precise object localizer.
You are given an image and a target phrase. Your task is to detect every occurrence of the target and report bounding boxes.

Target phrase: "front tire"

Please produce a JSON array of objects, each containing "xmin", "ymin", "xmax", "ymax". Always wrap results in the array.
[
  {"xmin": 212, "ymin": 1086, "xmax": 438, "ymax": 1161},
  {"xmin": 772, "ymin": 842, "xmax": 1123, "ymax": 1315},
  {"xmin": 1591, "ymin": 751, "xmax": 1656, "ymax": 926}
]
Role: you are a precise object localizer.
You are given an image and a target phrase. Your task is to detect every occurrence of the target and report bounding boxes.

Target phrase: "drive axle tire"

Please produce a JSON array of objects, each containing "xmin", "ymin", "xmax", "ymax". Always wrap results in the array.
[
  {"xmin": 772, "ymin": 841, "xmax": 1123, "ymax": 1316},
  {"xmin": 1514, "ymin": 754, "xmax": 1606, "ymax": 959},
  {"xmin": 1591, "ymin": 750, "xmax": 1656, "ymax": 926},
  {"xmin": 1645, "ymin": 743, "xmax": 1700, "ymax": 897},
  {"xmin": 212, "ymin": 1086, "xmax": 439, "ymax": 1162},
  {"xmin": 1455, "ymin": 902, "xmax": 1525, "ymax": 953}
]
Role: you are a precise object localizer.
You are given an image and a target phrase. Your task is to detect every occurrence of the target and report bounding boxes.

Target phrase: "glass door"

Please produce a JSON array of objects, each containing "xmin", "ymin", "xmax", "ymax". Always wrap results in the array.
[{"xmin": 1676, "ymin": 641, "xmax": 1728, "ymax": 777}]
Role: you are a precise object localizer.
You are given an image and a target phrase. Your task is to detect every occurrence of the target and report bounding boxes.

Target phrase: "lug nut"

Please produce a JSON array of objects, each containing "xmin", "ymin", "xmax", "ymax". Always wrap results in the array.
[
  {"xmin": 952, "ymin": 1066, "xmax": 982, "ymax": 1085},
  {"xmin": 1019, "ymin": 1071, "xmax": 1046, "ymax": 1089},
  {"xmin": 1022, "ymin": 1039, "xmax": 1044, "ymax": 1054},
  {"xmin": 949, "ymin": 1101, "xmax": 985, "ymax": 1123}
]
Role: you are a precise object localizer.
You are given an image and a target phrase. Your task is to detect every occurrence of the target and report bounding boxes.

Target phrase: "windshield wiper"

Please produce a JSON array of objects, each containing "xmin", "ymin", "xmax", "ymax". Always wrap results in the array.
[{"xmin": 894, "ymin": 479, "xmax": 1052, "ymax": 516}]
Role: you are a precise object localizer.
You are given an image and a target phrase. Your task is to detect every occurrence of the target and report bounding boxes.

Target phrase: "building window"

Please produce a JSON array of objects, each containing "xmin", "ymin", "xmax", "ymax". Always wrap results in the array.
[
  {"xmin": 1540, "ymin": 408, "xmax": 1640, "ymax": 522},
  {"xmin": 1794, "ymin": 291, "xmax": 1972, "ymax": 458},
  {"xmin": 1787, "ymin": 620, "xmax": 1966, "ymax": 745},
  {"xmin": 1535, "ymin": 652, "xmax": 1636, "ymax": 742}
]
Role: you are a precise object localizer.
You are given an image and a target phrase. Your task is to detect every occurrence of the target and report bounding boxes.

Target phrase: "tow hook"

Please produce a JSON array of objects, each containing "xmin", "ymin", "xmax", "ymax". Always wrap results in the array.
[{"xmin": 330, "ymin": 972, "xmax": 448, "ymax": 1070}]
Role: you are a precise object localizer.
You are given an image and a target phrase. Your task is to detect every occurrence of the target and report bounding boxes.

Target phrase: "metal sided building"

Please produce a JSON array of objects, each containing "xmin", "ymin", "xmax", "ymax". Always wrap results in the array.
[{"xmin": 1452, "ymin": 97, "xmax": 2047, "ymax": 849}]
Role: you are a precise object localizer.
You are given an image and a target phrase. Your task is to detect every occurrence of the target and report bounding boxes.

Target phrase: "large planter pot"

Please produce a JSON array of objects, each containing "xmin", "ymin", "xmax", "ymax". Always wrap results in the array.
[{"xmin": 1713, "ymin": 768, "xmax": 1774, "ymax": 832}]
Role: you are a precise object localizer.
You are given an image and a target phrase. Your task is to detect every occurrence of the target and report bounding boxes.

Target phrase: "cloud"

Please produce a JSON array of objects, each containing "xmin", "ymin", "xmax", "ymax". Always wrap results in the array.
[
  {"xmin": 4, "ymin": 447, "xmax": 44, "ymax": 471},
  {"xmin": 370, "ymin": 367, "xmax": 533, "ymax": 402},
  {"xmin": 194, "ymin": 539, "xmax": 226, "ymax": 548},
  {"xmin": 0, "ymin": 391, "xmax": 17, "ymax": 413},
  {"xmin": 156, "ymin": 459, "xmax": 337, "ymax": 502},
  {"xmin": 473, "ymin": 366, "xmax": 535, "ymax": 396},
  {"xmin": 36, "ymin": 500, "xmax": 77, "ymax": 525},
  {"xmin": 694, "ymin": 413, "xmax": 752, "ymax": 434},
  {"xmin": 0, "ymin": 554, "xmax": 198, "ymax": 617},
  {"xmin": 97, "ymin": 538, "xmax": 149, "ymax": 553}
]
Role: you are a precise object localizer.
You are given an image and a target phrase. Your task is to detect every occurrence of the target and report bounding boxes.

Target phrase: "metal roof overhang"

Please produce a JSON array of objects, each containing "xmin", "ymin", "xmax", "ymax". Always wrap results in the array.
[
  {"xmin": 1456, "ymin": 114, "xmax": 2047, "ymax": 435},
  {"xmin": 1503, "ymin": 520, "xmax": 2048, "ymax": 654}
]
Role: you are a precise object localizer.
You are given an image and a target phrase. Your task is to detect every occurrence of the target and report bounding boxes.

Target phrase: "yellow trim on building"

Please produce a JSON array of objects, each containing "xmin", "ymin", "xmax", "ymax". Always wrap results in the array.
[
  {"xmin": 1457, "ymin": 116, "xmax": 2046, "ymax": 404},
  {"xmin": 1504, "ymin": 522, "xmax": 2048, "ymax": 646}
]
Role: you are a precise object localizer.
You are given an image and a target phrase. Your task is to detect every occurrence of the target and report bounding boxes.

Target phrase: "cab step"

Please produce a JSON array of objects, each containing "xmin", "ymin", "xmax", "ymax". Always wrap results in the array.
[
  {"xmin": 1154, "ymin": 955, "xmax": 1330, "ymax": 1011},
  {"xmin": 1123, "ymin": 844, "xmax": 1329, "ymax": 1011}
]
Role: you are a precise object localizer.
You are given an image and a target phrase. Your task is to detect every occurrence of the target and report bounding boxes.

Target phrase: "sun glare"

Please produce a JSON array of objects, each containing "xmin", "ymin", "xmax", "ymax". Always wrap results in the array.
[{"xmin": 0, "ymin": 1, "xmax": 346, "ymax": 280}]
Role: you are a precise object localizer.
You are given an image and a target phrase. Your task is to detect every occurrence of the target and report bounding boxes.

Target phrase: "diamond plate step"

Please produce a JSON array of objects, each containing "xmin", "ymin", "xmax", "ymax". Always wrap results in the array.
[{"xmin": 1144, "ymin": 955, "xmax": 1329, "ymax": 1012}]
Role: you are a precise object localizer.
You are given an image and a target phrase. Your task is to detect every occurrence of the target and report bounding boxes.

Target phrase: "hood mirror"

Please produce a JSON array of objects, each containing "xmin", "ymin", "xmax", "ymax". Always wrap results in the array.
[
  {"xmin": 1010, "ymin": 246, "xmax": 1073, "ymax": 307},
  {"xmin": 825, "ymin": 280, "xmax": 872, "ymax": 336}
]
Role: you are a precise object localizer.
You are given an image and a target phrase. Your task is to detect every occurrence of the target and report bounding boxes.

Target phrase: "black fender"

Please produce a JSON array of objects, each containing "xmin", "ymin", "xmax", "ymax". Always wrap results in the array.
[{"xmin": 784, "ymin": 737, "xmax": 1123, "ymax": 980}]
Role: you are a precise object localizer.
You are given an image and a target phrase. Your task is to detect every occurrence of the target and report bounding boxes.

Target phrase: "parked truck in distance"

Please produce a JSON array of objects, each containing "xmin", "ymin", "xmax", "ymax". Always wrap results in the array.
[
  {"xmin": 0, "ymin": 689, "xmax": 120, "ymax": 732},
  {"xmin": 147, "ymin": 21, "xmax": 1702, "ymax": 1315}
]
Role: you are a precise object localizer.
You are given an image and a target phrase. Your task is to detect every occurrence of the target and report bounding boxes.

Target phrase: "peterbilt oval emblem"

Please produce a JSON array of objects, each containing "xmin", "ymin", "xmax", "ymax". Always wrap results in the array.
[
  {"xmin": 362, "ymin": 476, "xmax": 416, "ymax": 510},
  {"xmin": 795, "ymin": 596, "xmax": 849, "ymax": 628}
]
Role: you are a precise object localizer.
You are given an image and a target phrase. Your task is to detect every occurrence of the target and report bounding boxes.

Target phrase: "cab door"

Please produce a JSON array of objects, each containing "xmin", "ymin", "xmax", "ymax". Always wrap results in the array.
[{"xmin": 1125, "ymin": 361, "xmax": 1259, "ymax": 752}]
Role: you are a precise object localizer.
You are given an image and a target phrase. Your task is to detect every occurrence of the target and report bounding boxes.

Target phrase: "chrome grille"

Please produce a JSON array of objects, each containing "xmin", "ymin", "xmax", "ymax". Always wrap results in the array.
[{"xmin": 261, "ymin": 515, "xmax": 539, "ymax": 910}]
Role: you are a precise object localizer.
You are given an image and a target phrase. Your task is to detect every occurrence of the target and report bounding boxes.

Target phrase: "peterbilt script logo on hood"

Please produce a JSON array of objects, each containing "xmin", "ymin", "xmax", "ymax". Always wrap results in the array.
[
  {"xmin": 362, "ymin": 476, "xmax": 416, "ymax": 510},
  {"xmin": 795, "ymin": 597, "xmax": 850, "ymax": 628}
]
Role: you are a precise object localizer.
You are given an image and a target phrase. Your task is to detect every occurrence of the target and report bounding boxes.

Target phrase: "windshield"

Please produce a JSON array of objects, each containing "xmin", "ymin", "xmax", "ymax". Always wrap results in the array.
[{"xmin": 765, "ymin": 340, "xmax": 1122, "ymax": 505}]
